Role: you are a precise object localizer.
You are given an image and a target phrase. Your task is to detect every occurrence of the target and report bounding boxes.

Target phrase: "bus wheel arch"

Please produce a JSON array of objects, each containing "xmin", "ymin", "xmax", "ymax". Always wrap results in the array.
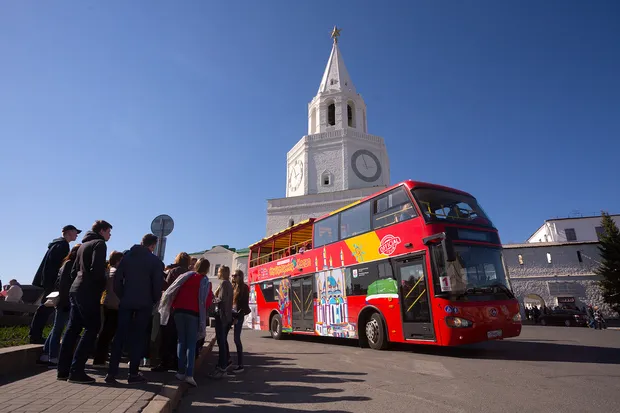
[
  {"xmin": 358, "ymin": 307, "xmax": 389, "ymax": 350},
  {"xmin": 269, "ymin": 311, "xmax": 284, "ymax": 340}
]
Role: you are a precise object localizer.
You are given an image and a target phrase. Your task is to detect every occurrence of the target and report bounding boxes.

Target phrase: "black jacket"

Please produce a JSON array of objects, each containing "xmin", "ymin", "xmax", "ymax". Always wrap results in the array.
[
  {"xmin": 113, "ymin": 244, "xmax": 164, "ymax": 310},
  {"xmin": 56, "ymin": 259, "xmax": 76, "ymax": 311},
  {"xmin": 70, "ymin": 231, "xmax": 108, "ymax": 303},
  {"xmin": 32, "ymin": 238, "xmax": 69, "ymax": 292}
]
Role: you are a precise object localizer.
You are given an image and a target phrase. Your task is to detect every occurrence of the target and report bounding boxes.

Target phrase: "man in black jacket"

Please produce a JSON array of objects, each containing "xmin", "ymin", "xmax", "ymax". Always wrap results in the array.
[
  {"xmin": 29, "ymin": 225, "xmax": 81, "ymax": 344},
  {"xmin": 57, "ymin": 220, "xmax": 112, "ymax": 384},
  {"xmin": 105, "ymin": 233, "xmax": 164, "ymax": 384}
]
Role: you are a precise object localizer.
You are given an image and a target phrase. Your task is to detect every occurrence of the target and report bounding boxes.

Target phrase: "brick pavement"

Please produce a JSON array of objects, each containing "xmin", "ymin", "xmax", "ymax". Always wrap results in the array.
[{"xmin": 0, "ymin": 332, "xmax": 217, "ymax": 413}]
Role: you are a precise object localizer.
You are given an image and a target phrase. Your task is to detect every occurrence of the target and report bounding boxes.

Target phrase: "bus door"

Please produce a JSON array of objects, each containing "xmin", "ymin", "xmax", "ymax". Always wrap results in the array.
[
  {"xmin": 393, "ymin": 256, "xmax": 435, "ymax": 340},
  {"xmin": 291, "ymin": 275, "xmax": 314, "ymax": 331}
]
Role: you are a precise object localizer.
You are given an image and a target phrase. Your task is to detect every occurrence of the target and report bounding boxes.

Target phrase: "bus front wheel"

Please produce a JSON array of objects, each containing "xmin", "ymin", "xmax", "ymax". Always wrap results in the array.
[
  {"xmin": 270, "ymin": 314, "xmax": 283, "ymax": 340},
  {"xmin": 365, "ymin": 313, "xmax": 388, "ymax": 350}
]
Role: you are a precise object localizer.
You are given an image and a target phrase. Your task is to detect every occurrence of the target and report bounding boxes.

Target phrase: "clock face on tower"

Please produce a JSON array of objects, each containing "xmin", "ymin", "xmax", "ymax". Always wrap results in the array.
[
  {"xmin": 351, "ymin": 149, "xmax": 382, "ymax": 182},
  {"xmin": 288, "ymin": 159, "xmax": 304, "ymax": 192}
]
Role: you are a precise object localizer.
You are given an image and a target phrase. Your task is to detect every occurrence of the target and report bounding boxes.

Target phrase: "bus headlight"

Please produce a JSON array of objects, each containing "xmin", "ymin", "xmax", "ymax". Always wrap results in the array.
[
  {"xmin": 445, "ymin": 316, "xmax": 473, "ymax": 328},
  {"xmin": 512, "ymin": 313, "xmax": 522, "ymax": 322}
]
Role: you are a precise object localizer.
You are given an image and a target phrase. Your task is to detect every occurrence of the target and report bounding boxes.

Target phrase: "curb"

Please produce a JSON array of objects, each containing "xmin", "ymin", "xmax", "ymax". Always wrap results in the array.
[
  {"xmin": 143, "ymin": 336, "xmax": 217, "ymax": 413},
  {"xmin": 0, "ymin": 344, "xmax": 44, "ymax": 378}
]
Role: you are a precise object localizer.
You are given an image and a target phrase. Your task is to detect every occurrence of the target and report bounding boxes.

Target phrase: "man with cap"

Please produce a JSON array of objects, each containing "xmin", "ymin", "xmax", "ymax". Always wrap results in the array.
[{"xmin": 29, "ymin": 225, "xmax": 81, "ymax": 344}]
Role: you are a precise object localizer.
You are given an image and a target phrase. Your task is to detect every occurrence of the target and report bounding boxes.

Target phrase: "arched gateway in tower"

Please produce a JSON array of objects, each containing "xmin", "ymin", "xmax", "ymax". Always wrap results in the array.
[{"xmin": 265, "ymin": 27, "xmax": 390, "ymax": 236}]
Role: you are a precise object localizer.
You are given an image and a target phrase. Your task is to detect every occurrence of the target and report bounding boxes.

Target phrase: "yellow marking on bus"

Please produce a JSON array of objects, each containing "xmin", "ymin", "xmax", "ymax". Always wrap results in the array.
[
  {"xmin": 344, "ymin": 231, "xmax": 383, "ymax": 262},
  {"xmin": 405, "ymin": 277, "xmax": 424, "ymax": 299},
  {"xmin": 407, "ymin": 289, "xmax": 427, "ymax": 313}
]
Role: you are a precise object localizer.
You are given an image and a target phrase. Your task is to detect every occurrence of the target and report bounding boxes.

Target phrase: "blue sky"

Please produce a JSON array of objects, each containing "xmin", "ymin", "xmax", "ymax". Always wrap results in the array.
[{"xmin": 1, "ymin": 1, "xmax": 619, "ymax": 285}]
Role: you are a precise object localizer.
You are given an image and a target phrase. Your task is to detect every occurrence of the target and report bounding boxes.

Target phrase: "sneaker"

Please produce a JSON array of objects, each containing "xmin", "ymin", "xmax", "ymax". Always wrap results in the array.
[
  {"xmin": 151, "ymin": 364, "xmax": 170, "ymax": 372},
  {"xmin": 218, "ymin": 366, "xmax": 232, "ymax": 377},
  {"xmin": 57, "ymin": 373, "xmax": 69, "ymax": 381},
  {"xmin": 175, "ymin": 373, "xmax": 186, "ymax": 381},
  {"xmin": 127, "ymin": 373, "xmax": 147, "ymax": 384},
  {"xmin": 68, "ymin": 372, "xmax": 96, "ymax": 384},
  {"xmin": 232, "ymin": 365, "xmax": 244, "ymax": 373},
  {"xmin": 209, "ymin": 368, "xmax": 223, "ymax": 379},
  {"xmin": 37, "ymin": 354, "xmax": 50, "ymax": 365},
  {"xmin": 104, "ymin": 375, "xmax": 118, "ymax": 385},
  {"xmin": 185, "ymin": 376, "xmax": 197, "ymax": 387}
]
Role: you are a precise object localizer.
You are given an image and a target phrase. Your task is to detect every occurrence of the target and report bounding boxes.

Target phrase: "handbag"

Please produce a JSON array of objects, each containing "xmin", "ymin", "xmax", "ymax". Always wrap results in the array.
[{"xmin": 43, "ymin": 291, "xmax": 60, "ymax": 307}]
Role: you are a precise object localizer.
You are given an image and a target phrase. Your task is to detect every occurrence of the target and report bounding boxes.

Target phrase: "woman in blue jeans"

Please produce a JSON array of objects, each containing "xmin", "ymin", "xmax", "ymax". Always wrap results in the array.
[
  {"xmin": 226, "ymin": 270, "xmax": 250, "ymax": 373},
  {"xmin": 212, "ymin": 266, "xmax": 233, "ymax": 378},
  {"xmin": 39, "ymin": 244, "xmax": 80, "ymax": 367},
  {"xmin": 169, "ymin": 258, "xmax": 212, "ymax": 387}
]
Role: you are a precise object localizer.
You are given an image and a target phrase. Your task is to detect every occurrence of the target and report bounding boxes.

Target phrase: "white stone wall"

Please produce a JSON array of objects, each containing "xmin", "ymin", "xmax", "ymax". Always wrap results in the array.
[
  {"xmin": 527, "ymin": 216, "xmax": 620, "ymax": 243},
  {"xmin": 504, "ymin": 242, "xmax": 618, "ymax": 318}
]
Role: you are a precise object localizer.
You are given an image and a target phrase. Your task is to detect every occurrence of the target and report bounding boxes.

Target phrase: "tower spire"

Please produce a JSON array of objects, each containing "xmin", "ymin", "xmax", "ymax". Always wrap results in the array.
[
  {"xmin": 331, "ymin": 26, "xmax": 342, "ymax": 44},
  {"xmin": 317, "ymin": 26, "xmax": 355, "ymax": 95}
]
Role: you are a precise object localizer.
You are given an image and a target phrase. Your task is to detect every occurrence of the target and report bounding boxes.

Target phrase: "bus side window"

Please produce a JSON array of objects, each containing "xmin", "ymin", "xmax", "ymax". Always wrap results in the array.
[
  {"xmin": 345, "ymin": 264, "xmax": 379, "ymax": 296},
  {"xmin": 378, "ymin": 262, "xmax": 393, "ymax": 279},
  {"xmin": 372, "ymin": 187, "xmax": 417, "ymax": 230}
]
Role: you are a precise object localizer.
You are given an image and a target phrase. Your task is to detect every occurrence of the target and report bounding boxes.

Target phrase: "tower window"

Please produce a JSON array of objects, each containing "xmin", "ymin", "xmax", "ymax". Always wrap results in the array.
[
  {"xmin": 321, "ymin": 171, "xmax": 332, "ymax": 186},
  {"xmin": 327, "ymin": 103, "xmax": 335, "ymax": 126},
  {"xmin": 347, "ymin": 105, "xmax": 353, "ymax": 127}
]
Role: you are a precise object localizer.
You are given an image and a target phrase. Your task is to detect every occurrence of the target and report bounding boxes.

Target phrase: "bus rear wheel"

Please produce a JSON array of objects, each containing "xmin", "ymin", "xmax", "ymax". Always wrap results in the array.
[
  {"xmin": 365, "ymin": 313, "xmax": 388, "ymax": 350},
  {"xmin": 270, "ymin": 314, "xmax": 283, "ymax": 340}
]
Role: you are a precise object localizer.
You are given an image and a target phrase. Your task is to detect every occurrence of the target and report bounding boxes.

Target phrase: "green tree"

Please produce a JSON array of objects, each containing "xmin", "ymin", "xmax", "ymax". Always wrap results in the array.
[{"xmin": 596, "ymin": 211, "xmax": 620, "ymax": 311}]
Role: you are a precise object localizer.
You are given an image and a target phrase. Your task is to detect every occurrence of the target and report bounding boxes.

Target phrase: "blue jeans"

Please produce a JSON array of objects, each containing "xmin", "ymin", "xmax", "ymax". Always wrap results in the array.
[
  {"xmin": 214, "ymin": 316, "xmax": 230, "ymax": 369},
  {"xmin": 225, "ymin": 315, "xmax": 245, "ymax": 367},
  {"xmin": 58, "ymin": 294, "xmax": 101, "ymax": 377},
  {"xmin": 43, "ymin": 308, "xmax": 69, "ymax": 359},
  {"xmin": 107, "ymin": 307, "xmax": 152, "ymax": 377},
  {"xmin": 174, "ymin": 312, "xmax": 199, "ymax": 377}
]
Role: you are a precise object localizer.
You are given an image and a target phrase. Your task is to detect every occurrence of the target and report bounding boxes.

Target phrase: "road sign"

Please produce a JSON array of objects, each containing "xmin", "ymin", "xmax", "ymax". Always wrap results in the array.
[{"xmin": 151, "ymin": 214, "xmax": 174, "ymax": 237}]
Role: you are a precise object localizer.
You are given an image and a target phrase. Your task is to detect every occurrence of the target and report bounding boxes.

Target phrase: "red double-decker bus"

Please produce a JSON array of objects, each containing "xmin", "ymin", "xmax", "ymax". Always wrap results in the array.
[{"xmin": 247, "ymin": 180, "xmax": 522, "ymax": 349}]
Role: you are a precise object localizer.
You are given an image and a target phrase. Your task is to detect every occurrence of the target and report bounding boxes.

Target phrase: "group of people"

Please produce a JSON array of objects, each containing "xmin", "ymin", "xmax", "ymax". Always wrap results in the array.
[{"xmin": 29, "ymin": 220, "xmax": 250, "ymax": 386}]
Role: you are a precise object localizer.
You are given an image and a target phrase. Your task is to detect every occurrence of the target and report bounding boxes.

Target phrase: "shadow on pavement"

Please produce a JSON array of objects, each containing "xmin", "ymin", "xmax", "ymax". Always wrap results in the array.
[
  {"xmin": 181, "ymin": 352, "xmax": 369, "ymax": 412},
  {"xmin": 262, "ymin": 332, "xmax": 620, "ymax": 365}
]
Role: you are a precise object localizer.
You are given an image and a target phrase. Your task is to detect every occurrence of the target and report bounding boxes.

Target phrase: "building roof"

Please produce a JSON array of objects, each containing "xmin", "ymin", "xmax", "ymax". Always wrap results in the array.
[
  {"xmin": 503, "ymin": 240, "xmax": 599, "ymax": 249},
  {"xmin": 317, "ymin": 39, "xmax": 356, "ymax": 95},
  {"xmin": 544, "ymin": 213, "xmax": 620, "ymax": 222}
]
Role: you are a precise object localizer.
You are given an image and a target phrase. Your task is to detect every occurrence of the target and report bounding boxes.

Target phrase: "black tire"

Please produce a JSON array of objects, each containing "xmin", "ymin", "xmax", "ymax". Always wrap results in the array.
[
  {"xmin": 270, "ymin": 313, "xmax": 283, "ymax": 340},
  {"xmin": 365, "ymin": 312, "xmax": 388, "ymax": 350}
]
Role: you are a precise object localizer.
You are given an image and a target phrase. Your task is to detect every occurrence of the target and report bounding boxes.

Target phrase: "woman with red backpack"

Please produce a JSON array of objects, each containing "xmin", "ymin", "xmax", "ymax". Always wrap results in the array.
[{"xmin": 158, "ymin": 258, "xmax": 212, "ymax": 387}]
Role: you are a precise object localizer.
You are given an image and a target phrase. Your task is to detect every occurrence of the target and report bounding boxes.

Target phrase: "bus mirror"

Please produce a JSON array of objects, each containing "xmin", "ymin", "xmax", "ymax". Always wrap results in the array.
[{"xmin": 442, "ymin": 238, "xmax": 456, "ymax": 262}]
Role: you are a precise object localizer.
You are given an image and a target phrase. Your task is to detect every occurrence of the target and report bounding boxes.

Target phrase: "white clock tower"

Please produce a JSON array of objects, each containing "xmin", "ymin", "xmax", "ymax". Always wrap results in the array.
[
  {"xmin": 267, "ymin": 27, "xmax": 390, "ymax": 235},
  {"xmin": 286, "ymin": 27, "xmax": 390, "ymax": 197}
]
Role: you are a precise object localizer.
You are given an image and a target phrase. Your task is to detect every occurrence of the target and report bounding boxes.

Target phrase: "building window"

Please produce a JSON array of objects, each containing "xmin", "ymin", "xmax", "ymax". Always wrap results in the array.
[
  {"xmin": 546, "ymin": 253, "xmax": 552, "ymax": 264},
  {"xmin": 327, "ymin": 103, "xmax": 335, "ymax": 126},
  {"xmin": 577, "ymin": 250, "xmax": 583, "ymax": 263},
  {"xmin": 213, "ymin": 264, "xmax": 221, "ymax": 278},
  {"xmin": 518, "ymin": 255, "xmax": 524, "ymax": 265},
  {"xmin": 347, "ymin": 103, "xmax": 355, "ymax": 127},
  {"xmin": 321, "ymin": 171, "xmax": 332, "ymax": 187},
  {"xmin": 565, "ymin": 228, "xmax": 577, "ymax": 242},
  {"xmin": 595, "ymin": 226, "xmax": 605, "ymax": 240}
]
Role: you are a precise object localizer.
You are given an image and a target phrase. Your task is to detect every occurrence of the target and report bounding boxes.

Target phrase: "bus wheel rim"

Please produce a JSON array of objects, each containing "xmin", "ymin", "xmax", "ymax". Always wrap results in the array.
[
  {"xmin": 366, "ymin": 319, "xmax": 380, "ymax": 344},
  {"xmin": 273, "ymin": 318, "xmax": 280, "ymax": 335}
]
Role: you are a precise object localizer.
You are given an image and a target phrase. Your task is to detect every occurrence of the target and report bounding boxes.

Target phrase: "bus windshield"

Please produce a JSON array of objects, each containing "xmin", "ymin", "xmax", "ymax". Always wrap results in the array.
[
  {"xmin": 412, "ymin": 187, "xmax": 493, "ymax": 227},
  {"xmin": 430, "ymin": 244, "xmax": 513, "ymax": 301}
]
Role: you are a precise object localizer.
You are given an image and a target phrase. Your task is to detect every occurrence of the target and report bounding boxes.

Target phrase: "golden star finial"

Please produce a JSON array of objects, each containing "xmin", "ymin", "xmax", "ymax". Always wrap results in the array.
[{"xmin": 331, "ymin": 26, "xmax": 342, "ymax": 43}]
